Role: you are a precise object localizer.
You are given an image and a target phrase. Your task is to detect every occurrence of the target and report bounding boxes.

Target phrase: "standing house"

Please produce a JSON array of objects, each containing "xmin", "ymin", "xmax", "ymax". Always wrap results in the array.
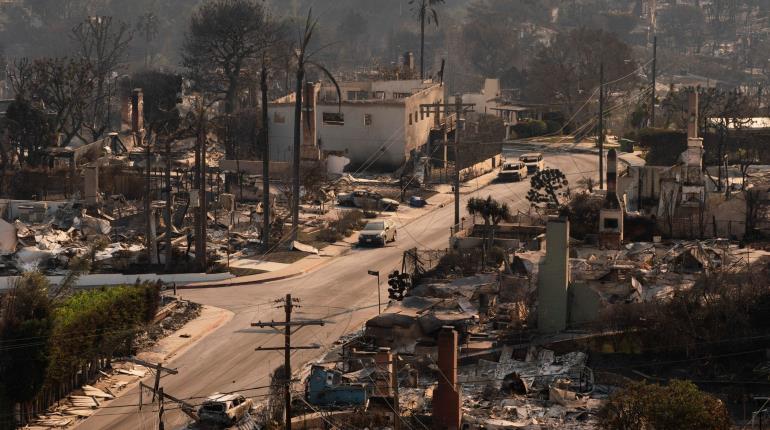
[{"xmin": 267, "ymin": 79, "xmax": 444, "ymax": 171}]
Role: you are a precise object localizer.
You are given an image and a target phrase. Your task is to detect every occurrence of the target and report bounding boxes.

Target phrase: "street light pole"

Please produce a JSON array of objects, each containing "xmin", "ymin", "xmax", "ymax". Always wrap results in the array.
[{"xmin": 368, "ymin": 270, "xmax": 381, "ymax": 314}]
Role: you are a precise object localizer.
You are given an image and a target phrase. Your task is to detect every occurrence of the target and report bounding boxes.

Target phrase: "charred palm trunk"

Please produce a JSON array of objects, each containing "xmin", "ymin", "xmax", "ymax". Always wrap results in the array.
[{"xmin": 291, "ymin": 66, "xmax": 305, "ymax": 242}]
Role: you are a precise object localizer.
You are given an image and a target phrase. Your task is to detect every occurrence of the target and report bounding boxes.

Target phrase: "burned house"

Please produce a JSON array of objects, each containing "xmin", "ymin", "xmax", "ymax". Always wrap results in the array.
[{"xmin": 618, "ymin": 91, "xmax": 748, "ymax": 239}]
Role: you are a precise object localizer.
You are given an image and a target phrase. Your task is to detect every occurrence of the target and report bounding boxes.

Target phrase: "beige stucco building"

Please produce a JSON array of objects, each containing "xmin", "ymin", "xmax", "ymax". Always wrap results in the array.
[{"xmin": 267, "ymin": 79, "xmax": 444, "ymax": 171}]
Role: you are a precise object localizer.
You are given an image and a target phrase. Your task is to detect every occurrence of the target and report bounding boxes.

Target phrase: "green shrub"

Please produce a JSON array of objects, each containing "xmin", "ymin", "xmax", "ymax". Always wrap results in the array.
[
  {"xmin": 47, "ymin": 283, "xmax": 160, "ymax": 382},
  {"xmin": 530, "ymin": 120, "xmax": 548, "ymax": 136},
  {"xmin": 637, "ymin": 127, "xmax": 687, "ymax": 165},
  {"xmin": 600, "ymin": 380, "xmax": 731, "ymax": 430},
  {"xmin": 0, "ymin": 273, "xmax": 54, "ymax": 422},
  {"xmin": 545, "ymin": 120, "xmax": 562, "ymax": 134},
  {"xmin": 513, "ymin": 120, "xmax": 549, "ymax": 138}
]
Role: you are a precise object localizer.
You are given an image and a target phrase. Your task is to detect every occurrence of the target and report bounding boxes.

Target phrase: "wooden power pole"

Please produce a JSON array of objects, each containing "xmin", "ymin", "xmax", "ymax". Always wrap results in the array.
[
  {"xmin": 419, "ymin": 96, "xmax": 475, "ymax": 227},
  {"xmin": 251, "ymin": 294, "xmax": 325, "ymax": 430},
  {"xmin": 598, "ymin": 62, "xmax": 605, "ymax": 190},
  {"xmin": 651, "ymin": 35, "xmax": 657, "ymax": 128}
]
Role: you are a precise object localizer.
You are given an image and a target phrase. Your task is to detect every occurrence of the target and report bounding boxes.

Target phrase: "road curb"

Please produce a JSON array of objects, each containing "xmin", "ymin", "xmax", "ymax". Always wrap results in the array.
[{"xmin": 177, "ymin": 246, "xmax": 355, "ymax": 289}]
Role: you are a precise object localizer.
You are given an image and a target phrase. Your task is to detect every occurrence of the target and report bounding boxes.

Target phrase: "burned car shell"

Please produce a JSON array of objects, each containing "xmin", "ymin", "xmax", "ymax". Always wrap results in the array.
[{"xmin": 197, "ymin": 393, "xmax": 253, "ymax": 426}]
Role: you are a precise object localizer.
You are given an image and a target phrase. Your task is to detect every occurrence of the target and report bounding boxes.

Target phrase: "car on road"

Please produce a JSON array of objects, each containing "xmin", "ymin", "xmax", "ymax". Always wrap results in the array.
[
  {"xmin": 498, "ymin": 161, "xmax": 528, "ymax": 182},
  {"xmin": 337, "ymin": 189, "xmax": 400, "ymax": 211},
  {"xmin": 519, "ymin": 152, "xmax": 544, "ymax": 173},
  {"xmin": 198, "ymin": 393, "xmax": 253, "ymax": 426},
  {"xmin": 358, "ymin": 219, "xmax": 397, "ymax": 246}
]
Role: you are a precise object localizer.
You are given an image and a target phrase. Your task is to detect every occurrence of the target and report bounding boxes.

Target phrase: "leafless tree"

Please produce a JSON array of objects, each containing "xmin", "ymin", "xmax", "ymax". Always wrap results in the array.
[
  {"xmin": 182, "ymin": 0, "xmax": 268, "ymax": 116},
  {"xmin": 135, "ymin": 12, "xmax": 158, "ymax": 69},
  {"xmin": 409, "ymin": 0, "xmax": 444, "ymax": 79},
  {"xmin": 30, "ymin": 58, "xmax": 95, "ymax": 147},
  {"xmin": 289, "ymin": 9, "xmax": 341, "ymax": 242},
  {"xmin": 71, "ymin": 16, "xmax": 133, "ymax": 141}
]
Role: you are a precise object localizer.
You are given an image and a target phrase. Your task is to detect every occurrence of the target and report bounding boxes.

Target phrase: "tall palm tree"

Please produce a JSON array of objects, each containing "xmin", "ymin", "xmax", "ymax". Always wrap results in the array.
[
  {"xmin": 410, "ymin": 0, "xmax": 444, "ymax": 79},
  {"xmin": 290, "ymin": 9, "xmax": 341, "ymax": 242}
]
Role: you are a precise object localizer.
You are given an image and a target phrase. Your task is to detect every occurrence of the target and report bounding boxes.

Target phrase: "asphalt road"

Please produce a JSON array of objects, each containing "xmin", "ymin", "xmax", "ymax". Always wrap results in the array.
[{"xmin": 77, "ymin": 151, "xmax": 598, "ymax": 430}]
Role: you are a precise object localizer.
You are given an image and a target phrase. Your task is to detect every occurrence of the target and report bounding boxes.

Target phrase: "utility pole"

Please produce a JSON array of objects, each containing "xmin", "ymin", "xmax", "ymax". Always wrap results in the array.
[
  {"xmin": 651, "ymin": 35, "xmax": 657, "ymax": 128},
  {"xmin": 252, "ymin": 294, "xmax": 325, "ymax": 430},
  {"xmin": 392, "ymin": 354, "xmax": 400, "ymax": 430},
  {"xmin": 157, "ymin": 387, "xmax": 165, "ymax": 430},
  {"xmin": 194, "ymin": 99, "xmax": 208, "ymax": 271},
  {"xmin": 598, "ymin": 62, "xmax": 605, "ymax": 190},
  {"xmin": 453, "ymin": 95, "xmax": 462, "ymax": 226},
  {"xmin": 419, "ymin": 96, "xmax": 475, "ymax": 227},
  {"xmin": 368, "ymin": 270, "xmax": 381, "ymax": 314},
  {"xmin": 163, "ymin": 135, "xmax": 173, "ymax": 272},
  {"xmin": 139, "ymin": 381, "xmax": 199, "ymax": 424},
  {"xmin": 141, "ymin": 133, "xmax": 158, "ymax": 265},
  {"xmin": 261, "ymin": 57, "xmax": 271, "ymax": 252}
]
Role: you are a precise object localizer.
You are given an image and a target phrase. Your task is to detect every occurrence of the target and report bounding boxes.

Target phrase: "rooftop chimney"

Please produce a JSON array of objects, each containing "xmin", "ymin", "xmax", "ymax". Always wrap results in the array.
[
  {"xmin": 403, "ymin": 52, "xmax": 415, "ymax": 72},
  {"xmin": 537, "ymin": 217, "xmax": 570, "ymax": 333},
  {"xmin": 131, "ymin": 88, "xmax": 144, "ymax": 133},
  {"xmin": 600, "ymin": 149, "xmax": 624, "ymax": 249},
  {"xmin": 300, "ymin": 82, "xmax": 320, "ymax": 161},
  {"xmin": 687, "ymin": 90, "xmax": 698, "ymax": 139},
  {"xmin": 433, "ymin": 326, "xmax": 461, "ymax": 430},
  {"xmin": 606, "ymin": 149, "xmax": 618, "ymax": 198}
]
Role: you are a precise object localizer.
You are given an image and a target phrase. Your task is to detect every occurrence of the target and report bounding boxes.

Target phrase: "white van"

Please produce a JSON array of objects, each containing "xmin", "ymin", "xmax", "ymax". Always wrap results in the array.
[{"xmin": 519, "ymin": 153, "xmax": 544, "ymax": 173}]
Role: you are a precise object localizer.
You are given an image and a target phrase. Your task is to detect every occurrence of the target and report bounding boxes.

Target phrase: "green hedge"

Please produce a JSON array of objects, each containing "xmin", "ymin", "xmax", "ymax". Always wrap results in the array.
[
  {"xmin": 512, "ymin": 120, "xmax": 549, "ymax": 138},
  {"xmin": 47, "ymin": 284, "xmax": 160, "ymax": 382}
]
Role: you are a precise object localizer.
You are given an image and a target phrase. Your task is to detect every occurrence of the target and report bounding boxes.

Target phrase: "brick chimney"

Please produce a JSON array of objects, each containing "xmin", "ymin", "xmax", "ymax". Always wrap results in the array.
[
  {"xmin": 301, "ymin": 82, "xmax": 320, "ymax": 161},
  {"xmin": 131, "ymin": 88, "xmax": 144, "ymax": 133},
  {"xmin": 600, "ymin": 149, "xmax": 624, "ymax": 249},
  {"xmin": 537, "ymin": 217, "xmax": 570, "ymax": 332},
  {"xmin": 433, "ymin": 326, "xmax": 461, "ymax": 430},
  {"xmin": 403, "ymin": 51, "xmax": 415, "ymax": 72},
  {"xmin": 606, "ymin": 149, "xmax": 618, "ymax": 199},
  {"xmin": 687, "ymin": 90, "xmax": 698, "ymax": 139},
  {"xmin": 374, "ymin": 347, "xmax": 394, "ymax": 398}
]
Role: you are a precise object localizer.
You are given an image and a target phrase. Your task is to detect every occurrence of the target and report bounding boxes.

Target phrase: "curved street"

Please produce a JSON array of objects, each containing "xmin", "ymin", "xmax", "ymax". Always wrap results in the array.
[{"xmin": 77, "ymin": 151, "xmax": 598, "ymax": 430}]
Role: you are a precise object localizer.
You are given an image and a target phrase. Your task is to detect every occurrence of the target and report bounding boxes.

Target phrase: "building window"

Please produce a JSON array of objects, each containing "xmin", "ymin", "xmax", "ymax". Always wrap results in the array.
[
  {"xmin": 347, "ymin": 90, "xmax": 369, "ymax": 101},
  {"xmin": 322, "ymin": 112, "xmax": 344, "ymax": 125},
  {"xmin": 273, "ymin": 112, "xmax": 285, "ymax": 123},
  {"xmin": 394, "ymin": 92, "xmax": 411, "ymax": 99},
  {"xmin": 415, "ymin": 111, "xmax": 418, "ymax": 122},
  {"xmin": 409, "ymin": 113, "xmax": 412, "ymax": 125},
  {"xmin": 374, "ymin": 91, "xmax": 386, "ymax": 100},
  {"xmin": 603, "ymin": 218, "xmax": 619, "ymax": 229},
  {"xmin": 364, "ymin": 114, "xmax": 372, "ymax": 126},
  {"xmin": 420, "ymin": 110, "xmax": 424, "ymax": 120}
]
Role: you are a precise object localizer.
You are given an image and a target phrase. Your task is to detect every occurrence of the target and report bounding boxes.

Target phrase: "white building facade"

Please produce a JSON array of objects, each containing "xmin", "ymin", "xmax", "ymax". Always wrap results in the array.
[{"xmin": 267, "ymin": 79, "xmax": 444, "ymax": 171}]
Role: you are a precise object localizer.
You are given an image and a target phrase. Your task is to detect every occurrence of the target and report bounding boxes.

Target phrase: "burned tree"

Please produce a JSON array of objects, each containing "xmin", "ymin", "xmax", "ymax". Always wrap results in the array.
[
  {"xmin": 71, "ymin": 16, "xmax": 133, "ymax": 141},
  {"xmin": 29, "ymin": 58, "xmax": 95, "ymax": 148},
  {"xmin": 409, "ymin": 0, "xmax": 444, "ymax": 79},
  {"xmin": 289, "ymin": 9, "xmax": 341, "ymax": 242},
  {"xmin": 182, "ymin": 0, "xmax": 268, "ymax": 159}
]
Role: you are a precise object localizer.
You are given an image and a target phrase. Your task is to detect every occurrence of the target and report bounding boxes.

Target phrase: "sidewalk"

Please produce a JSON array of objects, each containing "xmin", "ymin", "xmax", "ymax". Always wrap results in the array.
[
  {"xmin": 68, "ymin": 305, "xmax": 233, "ymax": 429},
  {"xmin": 182, "ymin": 169, "xmax": 501, "ymax": 289},
  {"xmin": 137, "ymin": 304, "xmax": 234, "ymax": 363},
  {"xmin": 180, "ymin": 239, "xmax": 355, "ymax": 289}
]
